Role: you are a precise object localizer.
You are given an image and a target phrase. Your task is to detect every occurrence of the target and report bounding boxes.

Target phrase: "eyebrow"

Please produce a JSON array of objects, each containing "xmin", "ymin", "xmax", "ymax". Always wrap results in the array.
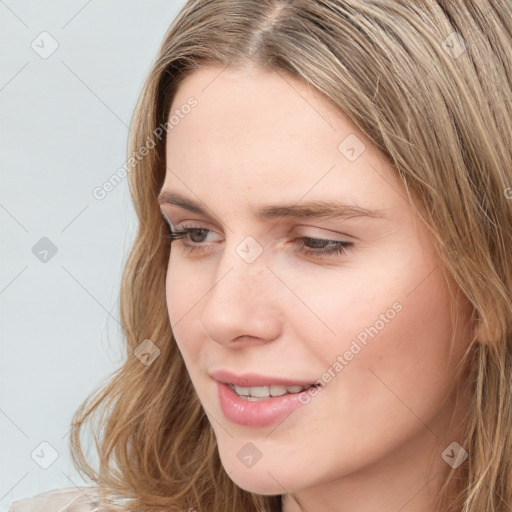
[{"xmin": 157, "ymin": 190, "xmax": 387, "ymax": 222}]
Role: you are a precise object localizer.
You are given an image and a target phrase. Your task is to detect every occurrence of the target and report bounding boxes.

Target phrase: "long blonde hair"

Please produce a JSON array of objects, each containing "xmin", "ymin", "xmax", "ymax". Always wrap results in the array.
[{"xmin": 69, "ymin": 1, "xmax": 512, "ymax": 511}]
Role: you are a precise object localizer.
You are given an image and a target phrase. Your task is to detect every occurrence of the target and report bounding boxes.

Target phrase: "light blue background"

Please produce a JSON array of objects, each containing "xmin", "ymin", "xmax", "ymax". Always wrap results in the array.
[{"xmin": 0, "ymin": 1, "xmax": 187, "ymax": 508}]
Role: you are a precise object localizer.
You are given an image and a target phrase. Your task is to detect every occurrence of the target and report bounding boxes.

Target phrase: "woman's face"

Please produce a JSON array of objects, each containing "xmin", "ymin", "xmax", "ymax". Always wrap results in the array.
[{"xmin": 160, "ymin": 64, "xmax": 475, "ymax": 506}]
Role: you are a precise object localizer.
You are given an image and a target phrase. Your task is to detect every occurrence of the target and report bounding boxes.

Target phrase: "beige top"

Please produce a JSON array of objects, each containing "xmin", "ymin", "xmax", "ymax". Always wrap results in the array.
[{"xmin": 8, "ymin": 486, "xmax": 127, "ymax": 512}]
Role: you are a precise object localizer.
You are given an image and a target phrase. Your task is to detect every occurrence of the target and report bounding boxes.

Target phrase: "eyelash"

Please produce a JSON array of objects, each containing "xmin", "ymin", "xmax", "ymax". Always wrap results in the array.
[{"xmin": 166, "ymin": 226, "xmax": 353, "ymax": 257}]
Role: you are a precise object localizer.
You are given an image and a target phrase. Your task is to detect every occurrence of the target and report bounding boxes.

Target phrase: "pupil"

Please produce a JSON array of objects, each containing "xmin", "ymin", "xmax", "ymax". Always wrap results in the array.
[
  {"xmin": 308, "ymin": 238, "xmax": 329, "ymax": 249},
  {"xmin": 190, "ymin": 229, "xmax": 207, "ymax": 243}
]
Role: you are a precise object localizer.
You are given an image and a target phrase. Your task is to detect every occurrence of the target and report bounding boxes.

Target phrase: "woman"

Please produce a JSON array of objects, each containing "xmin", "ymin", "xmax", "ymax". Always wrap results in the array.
[{"xmin": 10, "ymin": 1, "xmax": 512, "ymax": 511}]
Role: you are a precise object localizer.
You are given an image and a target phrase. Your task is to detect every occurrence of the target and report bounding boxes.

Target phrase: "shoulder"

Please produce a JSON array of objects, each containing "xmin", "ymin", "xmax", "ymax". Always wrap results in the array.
[{"xmin": 8, "ymin": 486, "xmax": 124, "ymax": 512}]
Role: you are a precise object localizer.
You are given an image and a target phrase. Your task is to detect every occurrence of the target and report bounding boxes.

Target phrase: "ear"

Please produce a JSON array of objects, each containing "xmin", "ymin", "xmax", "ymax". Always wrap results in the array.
[
  {"xmin": 472, "ymin": 308, "xmax": 499, "ymax": 346},
  {"xmin": 473, "ymin": 318, "xmax": 486, "ymax": 344}
]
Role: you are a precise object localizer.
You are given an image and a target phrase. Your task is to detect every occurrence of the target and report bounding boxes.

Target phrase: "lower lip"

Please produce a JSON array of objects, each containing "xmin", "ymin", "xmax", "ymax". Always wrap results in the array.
[{"xmin": 216, "ymin": 381, "xmax": 315, "ymax": 427}]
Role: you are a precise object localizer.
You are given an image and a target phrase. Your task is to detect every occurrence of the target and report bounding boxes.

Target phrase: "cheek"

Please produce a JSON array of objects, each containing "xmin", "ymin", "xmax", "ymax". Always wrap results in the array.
[
  {"xmin": 165, "ymin": 257, "xmax": 203, "ymax": 357},
  {"xmin": 296, "ymin": 237, "xmax": 465, "ymax": 387},
  {"xmin": 365, "ymin": 269, "xmax": 470, "ymax": 393},
  {"xmin": 316, "ymin": 262, "xmax": 470, "ymax": 434}
]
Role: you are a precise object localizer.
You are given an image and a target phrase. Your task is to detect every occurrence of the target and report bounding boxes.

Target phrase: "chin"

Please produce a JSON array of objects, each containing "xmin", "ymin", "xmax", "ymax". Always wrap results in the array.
[
  {"xmin": 228, "ymin": 471, "xmax": 286, "ymax": 496},
  {"xmin": 219, "ymin": 451, "xmax": 303, "ymax": 496}
]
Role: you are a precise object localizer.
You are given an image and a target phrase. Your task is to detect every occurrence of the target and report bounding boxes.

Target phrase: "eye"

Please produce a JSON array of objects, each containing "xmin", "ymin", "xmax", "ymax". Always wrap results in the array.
[
  {"xmin": 166, "ymin": 223, "xmax": 353, "ymax": 258},
  {"xmin": 295, "ymin": 237, "xmax": 352, "ymax": 256},
  {"xmin": 167, "ymin": 226, "xmax": 217, "ymax": 245}
]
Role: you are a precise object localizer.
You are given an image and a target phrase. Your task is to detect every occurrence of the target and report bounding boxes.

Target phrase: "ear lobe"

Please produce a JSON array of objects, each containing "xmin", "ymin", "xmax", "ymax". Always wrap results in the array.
[
  {"xmin": 473, "ymin": 318, "xmax": 486, "ymax": 344},
  {"xmin": 472, "ymin": 309, "xmax": 500, "ymax": 346}
]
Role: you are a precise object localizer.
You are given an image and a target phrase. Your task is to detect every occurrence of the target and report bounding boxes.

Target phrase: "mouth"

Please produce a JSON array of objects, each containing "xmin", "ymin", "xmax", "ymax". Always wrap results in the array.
[
  {"xmin": 216, "ymin": 379, "xmax": 320, "ymax": 427},
  {"xmin": 228, "ymin": 382, "xmax": 319, "ymax": 401}
]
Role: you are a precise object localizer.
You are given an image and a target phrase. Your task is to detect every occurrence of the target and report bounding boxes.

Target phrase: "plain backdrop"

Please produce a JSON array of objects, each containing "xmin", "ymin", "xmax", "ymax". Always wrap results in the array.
[{"xmin": 0, "ymin": 1, "xmax": 187, "ymax": 509}]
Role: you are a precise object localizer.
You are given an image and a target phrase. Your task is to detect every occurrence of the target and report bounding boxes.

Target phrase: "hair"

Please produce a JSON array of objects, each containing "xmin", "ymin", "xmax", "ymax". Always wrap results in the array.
[{"xmin": 69, "ymin": 1, "xmax": 512, "ymax": 511}]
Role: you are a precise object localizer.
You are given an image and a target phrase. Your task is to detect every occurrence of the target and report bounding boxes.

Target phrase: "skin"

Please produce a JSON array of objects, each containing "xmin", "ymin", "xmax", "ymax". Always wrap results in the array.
[{"xmin": 159, "ymin": 63, "xmax": 476, "ymax": 512}]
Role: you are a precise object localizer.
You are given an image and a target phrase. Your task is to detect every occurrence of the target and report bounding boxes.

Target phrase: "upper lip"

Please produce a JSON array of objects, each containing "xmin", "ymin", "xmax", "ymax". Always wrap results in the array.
[{"xmin": 209, "ymin": 369, "xmax": 317, "ymax": 387}]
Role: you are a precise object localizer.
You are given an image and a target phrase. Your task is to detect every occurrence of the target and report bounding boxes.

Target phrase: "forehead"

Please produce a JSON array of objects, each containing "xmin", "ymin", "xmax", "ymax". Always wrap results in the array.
[
  {"xmin": 163, "ymin": 64, "xmax": 404, "ymax": 211},
  {"xmin": 168, "ymin": 63, "xmax": 355, "ymax": 153}
]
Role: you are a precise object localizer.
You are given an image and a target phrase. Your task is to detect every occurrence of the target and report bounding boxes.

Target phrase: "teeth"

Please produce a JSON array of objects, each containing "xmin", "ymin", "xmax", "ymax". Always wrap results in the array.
[
  {"xmin": 286, "ymin": 385, "xmax": 304, "ymax": 393},
  {"xmin": 230, "ymin": 383, "xmax": 313, "ymax": 399},
  {"xmin": 269, "ymin": 385, "xmax": 288, "ymax": 396}
]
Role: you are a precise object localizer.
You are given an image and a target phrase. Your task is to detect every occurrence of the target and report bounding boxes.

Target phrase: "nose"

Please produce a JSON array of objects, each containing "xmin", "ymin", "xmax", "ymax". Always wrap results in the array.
[{"xmin": 200, "ymin": 248, "xmax": 282, "ymax": 348}]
